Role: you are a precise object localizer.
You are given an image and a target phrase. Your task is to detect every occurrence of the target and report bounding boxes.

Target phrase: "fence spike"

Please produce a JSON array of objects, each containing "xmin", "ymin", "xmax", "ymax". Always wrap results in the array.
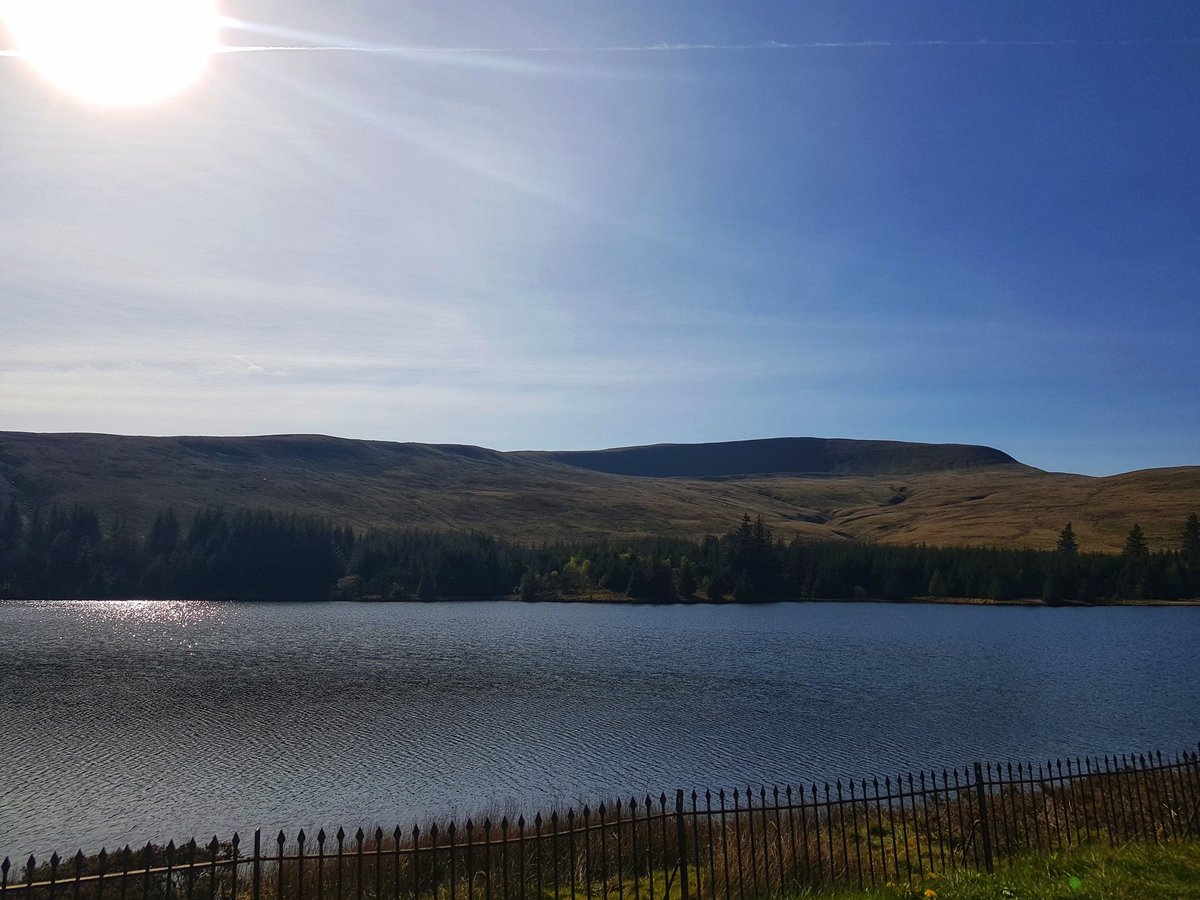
[
  {"xmin": 355, "ymin": 828, "xmax": 364, "ymax": 843},
  {"xmin": 297, "ymin": 830, "xmax": 305, "ymax": 846},
  {"xmin": 276, "ymin": 832, "xmax": 284, "ymax": 849},
  {"xmin": 232, "ymin": 834, "xmax": 240, "ymax": 850},
  {"xmin": 317, "ymin": 829, "xmax": 325, "ymax": 846},
  {"xmin": 375, "ymin": 827, "xmax": 383, "ymax": 843}
]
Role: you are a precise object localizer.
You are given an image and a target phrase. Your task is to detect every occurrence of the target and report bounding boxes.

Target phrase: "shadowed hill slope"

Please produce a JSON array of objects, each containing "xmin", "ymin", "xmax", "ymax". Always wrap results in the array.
[
  {"xmin": 521, "ymin": 437, "xmax": 1026, "ymax": 477},
  {"xmin": 0, "ymin": 431, "xmax": 1195, "ymax": 552}
]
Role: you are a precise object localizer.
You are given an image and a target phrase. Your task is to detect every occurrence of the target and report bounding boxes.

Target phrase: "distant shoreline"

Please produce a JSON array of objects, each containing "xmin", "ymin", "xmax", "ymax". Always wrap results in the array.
[
  {"xmin": 513, "ymin": 593, "xmax": 1200, "ymax": 608},
  {"xmin": 6, "ymin": 594, "xmax": 1199, "ymax": 607}
]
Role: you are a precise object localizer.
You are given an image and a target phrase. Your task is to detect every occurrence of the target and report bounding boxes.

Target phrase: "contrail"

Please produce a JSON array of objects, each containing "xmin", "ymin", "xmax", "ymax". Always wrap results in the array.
[
  {"xmin": 3, "ymin": 37, "xmax": 1195, "ymax": 59},
  {"xmin": 214, "ymin": 37, "xmax": 1199, "ymax": 54}
]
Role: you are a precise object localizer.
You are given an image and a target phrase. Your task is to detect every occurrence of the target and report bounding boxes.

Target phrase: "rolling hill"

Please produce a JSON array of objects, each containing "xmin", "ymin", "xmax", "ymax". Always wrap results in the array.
[{"xmin": 0, "ymin": 431, "xmax": 1195, "ymax": 553}]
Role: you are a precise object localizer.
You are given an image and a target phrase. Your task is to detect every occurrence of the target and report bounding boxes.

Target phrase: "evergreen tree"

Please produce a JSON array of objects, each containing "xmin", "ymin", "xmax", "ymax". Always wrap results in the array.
[
  {"xmin": 518, "ymin": 570, "xmax": 544, "ymax": 602},
  {"xmin": 702, "ymin": 574, "xmax": 727, "ymax": 601},
  {"xmin": 1041, "ymin": 573, "xmax": 1063, "ymax": 605},
  {"xmin": 676, "ymin": 558, "xmax": 698, "ymax": 599},
  {"xmin": 732, "ymin": 572, "xmax": 756, "ymax": 603},
  {"xmin": 1055, "ymin": 522, "xmax": 1079, "ymax": 554},
  {"xmin": 416, "ymin": 567, "xmax": 438, "ymax": 600},
  {"xmin": 1122, "ymin": 524, "xmax": 1149, "ymax": 559},
  {"xmin": 927, "ymin": 568, "xmax": 947, "ymax": 597},
  {"xmin": 1182, "ymin": 513, "xmax": 1200, "ymax": 559},
  {"xmin": 0, "ymin": 499, "xmax": 21, "ymax": 550},
  {"xmin": 147, "ymin": 509, "xmax": 180, "ymax": 558}
]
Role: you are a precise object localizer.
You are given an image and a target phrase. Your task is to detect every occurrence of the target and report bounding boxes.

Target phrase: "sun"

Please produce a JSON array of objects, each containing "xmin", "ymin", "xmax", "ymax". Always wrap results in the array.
[{"xmin": 1, "ymin": 0, "xmax": 219, "ymax": 106}]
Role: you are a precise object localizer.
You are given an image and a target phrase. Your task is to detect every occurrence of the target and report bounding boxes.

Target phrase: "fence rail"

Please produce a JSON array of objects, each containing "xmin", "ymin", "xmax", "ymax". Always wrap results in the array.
[{"xmin": 4, "ymin": 744, "xmax": 1199, "ymax": 900}]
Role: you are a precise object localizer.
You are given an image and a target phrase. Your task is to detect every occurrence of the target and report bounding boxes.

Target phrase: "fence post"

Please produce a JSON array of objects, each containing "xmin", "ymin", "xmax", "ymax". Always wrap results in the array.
[
  {"xmin": 252, "ymin": 830, "xmax": 261, "ymax": 900},
  {"xmin": 674, "ymin": 790, "xmax": 690, "ymax": 900},
  {"xmin": 1187, "ymin": 745, "xmax": 1200, "ymax": 837},
  {"xmin": 972, "ymin": 763, "xmax": 994, "ymax": 874}
]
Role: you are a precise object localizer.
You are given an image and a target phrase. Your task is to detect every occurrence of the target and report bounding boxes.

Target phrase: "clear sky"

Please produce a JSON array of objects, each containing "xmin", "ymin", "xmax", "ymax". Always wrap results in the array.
[{"xmin": 1, "ymin": 1, "xmax": 1198, "ymax": 475}]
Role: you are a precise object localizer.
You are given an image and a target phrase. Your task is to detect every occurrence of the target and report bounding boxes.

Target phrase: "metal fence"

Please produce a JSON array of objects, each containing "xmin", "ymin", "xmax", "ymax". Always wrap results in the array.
[{"xmin": 4, "ymin": 745, "xmax": 1199, "ymax": 900}]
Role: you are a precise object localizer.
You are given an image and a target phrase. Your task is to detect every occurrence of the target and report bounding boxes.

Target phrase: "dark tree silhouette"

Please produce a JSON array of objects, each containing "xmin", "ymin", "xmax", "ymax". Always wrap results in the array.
[
  {"xmin": 1055, "ymin": 522, "xmax": 1079, "ymax": 554},
  {"xmin": 1123, "ymin": 524, "xmax": 1149, "ymax": 559},
  {"xmin": 1182, "ymin": 513, "xmax": 1200, "ymax": 560}
]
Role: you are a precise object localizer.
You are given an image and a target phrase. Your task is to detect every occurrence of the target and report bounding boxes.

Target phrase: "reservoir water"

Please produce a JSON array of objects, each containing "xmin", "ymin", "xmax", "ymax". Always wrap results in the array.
[{"xmin": 1, "ymin": 599, "xmax": 1197, "ymax": 859}]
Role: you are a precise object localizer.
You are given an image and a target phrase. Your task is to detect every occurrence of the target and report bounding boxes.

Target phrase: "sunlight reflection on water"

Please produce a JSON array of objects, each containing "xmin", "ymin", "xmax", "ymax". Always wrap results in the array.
[{"xmin": 1, "ymin": 599, "xmax": 1197, "ymax": 859}]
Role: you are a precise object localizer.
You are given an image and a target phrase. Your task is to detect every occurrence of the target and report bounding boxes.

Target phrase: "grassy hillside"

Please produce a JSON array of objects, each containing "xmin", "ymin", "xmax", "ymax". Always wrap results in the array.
[
  {"xmin": 0, "ymin": 431, "xmax": 1196, "ymax": 552},
  {"xmin": 522, "ymin": 437, "xmax": 1023, "ymax": 477}
]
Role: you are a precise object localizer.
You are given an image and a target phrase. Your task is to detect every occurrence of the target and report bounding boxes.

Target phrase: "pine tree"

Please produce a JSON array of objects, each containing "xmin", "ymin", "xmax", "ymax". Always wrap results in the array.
[
  {"xmin": 927, "ymin": 568, "xmax": 947, "ymax": 597},
  {"xmin": 416, "ymin": 567, "xmax": 438, "ymax": 600},
  {"xmin": 0, "ymin": 499, "xmax": 21, "ymax": 551},
  {"xmin": 676, "ymin": 558, "xmax": 698, "ymax": 599},
  {"xmin": 1055, "ymin": 522, "xmax": 1079, "ymax": 554},
  {"xmin": 1123, "ymin": 524, "xmax": 1149, "ymax": 559},
  {"xmin": 1182, "ymin": 513, "xmax": 1200, "ymax": 559}
]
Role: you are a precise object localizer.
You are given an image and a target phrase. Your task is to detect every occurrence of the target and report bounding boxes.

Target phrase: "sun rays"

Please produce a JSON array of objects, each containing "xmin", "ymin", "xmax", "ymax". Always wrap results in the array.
[{"xmin": 0, "ymin": 0, "xmax": 218, "ymax": 105}]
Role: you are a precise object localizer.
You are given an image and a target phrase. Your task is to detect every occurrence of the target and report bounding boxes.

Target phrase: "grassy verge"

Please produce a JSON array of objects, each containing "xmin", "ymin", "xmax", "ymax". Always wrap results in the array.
[{"xmin": 788, "ymin": 840, "xmax": 1200, "ymax": 899}]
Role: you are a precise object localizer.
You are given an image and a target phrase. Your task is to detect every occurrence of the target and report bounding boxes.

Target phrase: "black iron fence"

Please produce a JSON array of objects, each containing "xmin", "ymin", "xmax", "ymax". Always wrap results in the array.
[{"xmin": 4, "ymin": 745, "xmax": 1199, "ymax": 900}]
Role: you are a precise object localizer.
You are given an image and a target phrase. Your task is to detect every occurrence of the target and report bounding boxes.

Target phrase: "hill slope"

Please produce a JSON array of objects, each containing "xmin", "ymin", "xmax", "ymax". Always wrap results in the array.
[
  {"xmin": 0, "ymin": 431, "xmax": 1195, "ymax": 552},
  {"xmin": 523, "ymin": 437, "xmax": 1024, "ymax": 477}
]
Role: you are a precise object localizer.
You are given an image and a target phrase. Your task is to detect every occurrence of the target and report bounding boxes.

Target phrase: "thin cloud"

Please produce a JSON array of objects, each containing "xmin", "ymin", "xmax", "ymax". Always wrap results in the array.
[
  {"xmin": 4, "ymin": 37, "xmax": 1195, "ymax": 58},
  {"xmin": 213, "ymin": 37, "xmax": 1199, "ymax": 54},
  {"xmin": 5, "ymin": 37, "xmax": 1194, "ymax": 59}
]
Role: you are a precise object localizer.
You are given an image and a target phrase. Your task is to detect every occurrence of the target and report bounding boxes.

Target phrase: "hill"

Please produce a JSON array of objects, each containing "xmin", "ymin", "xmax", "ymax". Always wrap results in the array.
[
  {"xmin": 0, "ymin": 431, "xmax": 1196, "ymax": 552},
  {"xmin": 522, "ymin": 437, "xmax": 1023, "ymax": 477}
]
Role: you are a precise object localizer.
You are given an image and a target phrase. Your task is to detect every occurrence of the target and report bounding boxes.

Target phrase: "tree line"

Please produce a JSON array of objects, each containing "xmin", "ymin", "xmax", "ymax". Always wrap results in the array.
[{"xmin": 1, "ymin": 500, "xmax": 1198, "ymax": 603}]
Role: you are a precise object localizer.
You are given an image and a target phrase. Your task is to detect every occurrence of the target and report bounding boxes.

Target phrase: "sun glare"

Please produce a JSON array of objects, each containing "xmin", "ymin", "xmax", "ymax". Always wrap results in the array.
[{"xmin": 1, "ymin": 0, "xmax": 218, "ymax": 106}]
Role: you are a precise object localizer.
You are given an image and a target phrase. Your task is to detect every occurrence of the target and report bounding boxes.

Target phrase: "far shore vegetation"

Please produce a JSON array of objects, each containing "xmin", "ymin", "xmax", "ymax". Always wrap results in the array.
[{"xmin": 1, "ymin": 499, "xmax": 1198, "ymax": 605}]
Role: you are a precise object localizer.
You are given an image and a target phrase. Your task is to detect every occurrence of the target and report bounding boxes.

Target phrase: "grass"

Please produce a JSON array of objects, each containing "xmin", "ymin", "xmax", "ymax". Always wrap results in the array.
[
  {"xmin": 1, "ymin": 431, "xmax": 1198, "ymax": 550},
  {"xmin": 788, "ymin": 840, "xmax": 1200, "ymax": 899}
]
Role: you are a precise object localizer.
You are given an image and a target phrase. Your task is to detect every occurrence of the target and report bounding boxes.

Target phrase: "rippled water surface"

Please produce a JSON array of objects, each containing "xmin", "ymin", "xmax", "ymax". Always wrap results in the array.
[{"xmin": 1, "ymin": 599, "xmax": 1198, "ymax": 857}]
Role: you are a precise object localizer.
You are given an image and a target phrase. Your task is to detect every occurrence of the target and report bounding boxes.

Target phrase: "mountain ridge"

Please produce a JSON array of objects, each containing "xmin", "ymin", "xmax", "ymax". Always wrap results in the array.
[
  {"xmin": 520, "ymin": 436, "xmax": 1029, "ymax": 478},
  {"xmin": 0, "ymin": 431, "xmax": 1195, "ymax": 553}
]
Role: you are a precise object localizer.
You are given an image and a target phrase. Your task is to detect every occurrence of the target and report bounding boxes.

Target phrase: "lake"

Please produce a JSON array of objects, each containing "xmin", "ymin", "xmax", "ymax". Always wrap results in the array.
[{"xmin": 1, "ymin": 599, "xmax": 1197, "ymax": 859}]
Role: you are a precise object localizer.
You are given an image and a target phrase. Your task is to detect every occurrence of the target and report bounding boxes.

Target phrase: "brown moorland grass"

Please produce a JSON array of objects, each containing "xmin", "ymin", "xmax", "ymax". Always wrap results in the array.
[{"xmin": 0, "ymin": 432, "xmax": 1196, "ymax": 552}]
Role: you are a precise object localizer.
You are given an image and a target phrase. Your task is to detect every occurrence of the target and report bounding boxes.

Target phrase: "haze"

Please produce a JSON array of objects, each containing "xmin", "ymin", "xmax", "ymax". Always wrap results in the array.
[{"xmin": 2, "ymin": 1, "xmax": 1198, "ymax": 475}]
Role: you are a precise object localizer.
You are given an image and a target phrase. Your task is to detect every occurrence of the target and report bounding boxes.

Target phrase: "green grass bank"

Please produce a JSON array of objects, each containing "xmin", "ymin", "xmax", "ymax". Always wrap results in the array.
[{"xmin": 790, "ymin": 841, "xmax": 1200, "ymax": 899}]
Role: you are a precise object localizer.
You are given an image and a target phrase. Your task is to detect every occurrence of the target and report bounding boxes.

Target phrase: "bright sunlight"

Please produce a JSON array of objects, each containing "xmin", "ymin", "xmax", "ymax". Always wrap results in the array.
[{"xmin": 0, "ymin": 0, "xmax": 218, "ymax": 106}]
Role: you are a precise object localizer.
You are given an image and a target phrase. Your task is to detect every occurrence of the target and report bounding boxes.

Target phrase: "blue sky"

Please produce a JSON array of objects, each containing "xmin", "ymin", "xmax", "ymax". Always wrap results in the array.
[{"xmin": 1, "ymin": 1, "xmax": 1198, "ymax": 475}]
